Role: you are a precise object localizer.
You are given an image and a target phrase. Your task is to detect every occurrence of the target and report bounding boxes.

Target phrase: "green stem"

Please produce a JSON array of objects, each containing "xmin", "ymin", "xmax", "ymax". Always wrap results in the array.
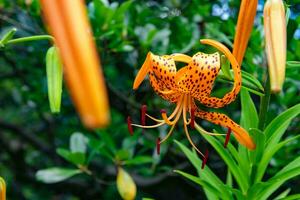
[
  {"xmin": 6, "ymin": 35, "xmax": 54, "ymax": 45},
  {"xmin": 258, "ymin": 76, "xmax": 271, "ymax": 130}
]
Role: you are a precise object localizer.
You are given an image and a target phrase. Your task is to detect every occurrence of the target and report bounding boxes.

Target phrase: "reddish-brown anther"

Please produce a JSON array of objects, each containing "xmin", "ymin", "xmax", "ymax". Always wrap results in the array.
[
  {"xmin": 156, "ymin": 137, "xmax": 161, "ymax": 155},
  {"xmin": 201, "ymin": 149, "xmax": 209, "ymax": 169},
  {"xmin": 141, "ymin": 105, "xmax": 147, "ymax": 126},
  {"xmin": 190, "ymin": 108, "xmax": 195, "ymax": 129},
  {"xmin": 127, "ymin": 116, "xmax": 134, "ymax": 136},
  {"xmin": 224, "ymin": 127, "xmax": 231, "ymax": 148}
]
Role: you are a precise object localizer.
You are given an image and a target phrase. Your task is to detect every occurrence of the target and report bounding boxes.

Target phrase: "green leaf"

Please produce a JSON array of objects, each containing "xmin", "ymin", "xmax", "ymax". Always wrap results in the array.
[
  {"xmin": 36, "ymin": 167, "xmax": 81, "ymax": 183},
  {"xmin": 195, "ymin": 125, "xmax": 248, "ymax": 193},
  {"xmin": 174, "ymin": 140, "xmax": 231, "ymax": 199},
  {"xmin": 0, "ymin": 27, "xmax": 17, "ymax": 47},
  {"xmin": 70, "ymin": 132, "xmax": 88, "ymax": 154},
  {"xmin": 277, "ymin": 194, "xmax": 300, "ymax": 200},
  {"xmin": 217, "ymin": 70, "xmax": 264, "ymax": 96},
  {"xmin": 115, "ymin": 149, "xmax": 131, "ymax": 161},
  {"xmin": 221, "ymin": 55, "xmax": 232, "ymax": 80},
  {"xmin": 255, "ymin": 134, "xmax": 300, "ymax": 183},
  {"xmin": 46, "ymin": 46, "xmax": 63, "ymax": 113},
  {"xmin": 265, "ymin": 103, "xmax": 300, "ymax": 147},
  {"xmin": 96, "ymin": 130, "xmax": 117, "ymax": 153},
  {"xmin": 274, "ymin": 188, "xmax": 291, "ymax": 200},
  {"xmin": 226, "ymin": 168, "xmax": 232, "ymax": 187},
  {"xmin": 286, "ymin": 61, "xmax": 300, "ymax": 68},
  {"xmin": 174, "ymin": 170, "xmax": 222, "ymax": 197},
  {"xmin": 249, "ymin": 129, "xmax": 265, "ymax": 164},
  {"xmin": 56, "ymin": 148, "xmax": 86, "ymax": 165},
  {"xmin": 123, "ymin": 156, "xmax": 153, "ymax": 165},
  {"xmin": 240, "ymin": 88, "xmax": 258, "ymax": 130},
  {"xmin": 257, "ymin": 156, "xmax": 300, "ymax": 200}
]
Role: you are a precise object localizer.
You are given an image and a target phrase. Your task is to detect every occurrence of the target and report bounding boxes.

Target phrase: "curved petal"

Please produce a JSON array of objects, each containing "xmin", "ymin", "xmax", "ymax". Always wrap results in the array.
[
  {"xmin": 192, "ymin": 101, "xmax": 256, "ymax": 150},
  {"xmin": 192, "ymin": 39, "xmax": 242, "ymax": 108},
  {"xmin": 133, "ymin": 52, "xmax": 178, "ymax": 90}
]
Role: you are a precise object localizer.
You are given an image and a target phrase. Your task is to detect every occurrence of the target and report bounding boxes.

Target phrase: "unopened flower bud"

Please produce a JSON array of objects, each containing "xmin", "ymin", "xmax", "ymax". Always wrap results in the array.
[
  {"xmin": 264, "ymin": 0, "xmax": 287, "ymax": 93},
  {"xmin": 117, "ymin": 167, "xmax": 136, "ymax": 200}
]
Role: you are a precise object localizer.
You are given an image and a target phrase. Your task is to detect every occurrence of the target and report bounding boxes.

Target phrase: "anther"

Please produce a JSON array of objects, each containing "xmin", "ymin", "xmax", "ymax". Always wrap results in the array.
[
  {"xmin": 224, "ymin": 127, "xmax": 231, "ymax": 148},
  {"xmin": 201, "ymin": 149, "xmax": 209, "ymax": 169},
  {"xmin": 141, "ymin": 105, "xmax": 147, "ymax": 126},
  {"xmin": 160, "ymin": 109, "xmax": 166, "ymax": 114},
  {"xmin": 127, "ymin": 116, "xmax": 134, "ymax": 136},
  {"xmin": 190, "ymin": 108, "xmax": 195, "ymax": 129},
  {"xmin": 156, "ymin": 137, "xmax": 161, "ymax": 155}
]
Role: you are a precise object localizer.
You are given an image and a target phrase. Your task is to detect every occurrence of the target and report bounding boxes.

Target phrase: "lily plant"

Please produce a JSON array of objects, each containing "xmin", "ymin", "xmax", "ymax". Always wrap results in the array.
[{"xmin": 128, "ymin": 39, "xmax": 255, "ymax": 167}]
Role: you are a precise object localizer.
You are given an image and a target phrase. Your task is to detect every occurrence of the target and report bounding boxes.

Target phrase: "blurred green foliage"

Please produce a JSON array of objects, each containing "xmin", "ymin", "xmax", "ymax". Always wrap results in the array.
[{"xmin": 0, "ymin": 0, "xmax": 300, "ymax": 199}]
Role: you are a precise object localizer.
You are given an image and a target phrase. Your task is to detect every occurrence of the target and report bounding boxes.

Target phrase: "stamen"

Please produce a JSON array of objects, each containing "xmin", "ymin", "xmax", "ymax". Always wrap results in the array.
[
  {"xmin": 195, "ymin": 123, "xmax": 226, "ymax": 136},
  {"xmin": 224, "ymin": 127, "xmax": 231, "ymax": 148},
  {"xmin": 201, "ymin": 149, "xmax": 209, "ymax": 169},
  {"xmin": 156, "ymin": 137, "xmax": 161, "ymax": 155},
  {"xmin": 160, "ymin": 124, "xmax": 176, "ymax": 144},
  {"xmin": 184, "ymin": 123, "xmax": 204, "ymax": 157},
  {"xmin": 131, "ymin": 122, "xmax": 164, "ymax": 129},
  {"xmin": 146, "ymin": 114, "xmax": 164, "ymax": 123},
  {"xmin": 183, "ymin": 95, "xmax": 191, "ymax": 125},
  {"xmin": 127, "ymin": 116, "xmax": 134, "ymax": 136},
  {"xmin": 141, "ymin": 105, "xmax": 147, "ymax": 126},
  {"xmin": 190, "ymin": 108, "xmax": 195, "ymax": 129}
]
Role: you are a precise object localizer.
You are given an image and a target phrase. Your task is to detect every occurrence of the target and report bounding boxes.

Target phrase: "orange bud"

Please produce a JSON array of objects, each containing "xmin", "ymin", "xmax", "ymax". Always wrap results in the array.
[
  {"xmin": 233, "ymin": 0, "xmax": 258, "ymax": 65},
  {"xmin": 40, "ymin": 0, "xmax": 110, "ymax": 128}
]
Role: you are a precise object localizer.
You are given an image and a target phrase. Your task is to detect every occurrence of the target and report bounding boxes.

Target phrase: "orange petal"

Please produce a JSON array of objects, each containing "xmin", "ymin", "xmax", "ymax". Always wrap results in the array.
[
  {"xmin": 233, "ymin": 0, "xmax": 258, "ymax": 65},
  {"xmin": 195, "ymin": 108, "xmax": 256, "ymax": 150},
  {"xmin": 133, "ymin": 52, "xmax": 152, "ymax": 90},
  {"xmin": 40, "ymin": 0, "xmax": 110, "ymax": 128},
  {"xmin": 199, "ymin": 39, "xmax": 242, "ymax": 108}
]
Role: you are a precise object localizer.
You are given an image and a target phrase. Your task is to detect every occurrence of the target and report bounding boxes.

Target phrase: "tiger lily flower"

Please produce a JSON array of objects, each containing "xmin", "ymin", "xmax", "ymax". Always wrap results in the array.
[
  {"xmin": 0, "ymin": 177, "xmax": 6, "ymax": 200},
  {"xmin": 233, "ymin": 0, "xmax": 258, "ymax": 65},
  {"xmin": 129, "ymin": 39, "xmax": 256, "ymax": 164},
  {"xmin": 264, "ymin": 0, "xmax": 286, "ymax": 93},
  {"xmin": 40, "ymin": 0, "xmax": 110, "ymax": 128}
]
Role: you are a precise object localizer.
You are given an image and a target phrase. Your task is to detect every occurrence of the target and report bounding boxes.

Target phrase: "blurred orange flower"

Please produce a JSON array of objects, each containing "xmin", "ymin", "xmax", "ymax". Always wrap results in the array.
[{"xmin": 40, "ymin": 0, "xmax": 110, "ymax": 128}]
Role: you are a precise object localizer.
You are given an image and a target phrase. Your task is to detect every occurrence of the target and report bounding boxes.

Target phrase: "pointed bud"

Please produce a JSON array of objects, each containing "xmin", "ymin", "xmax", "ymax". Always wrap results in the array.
[
  {"xmin": 264, "ymin": 0, "xmax": 286, "ymax": 93},
  {"xmin": 40, "ymin": 0, "xmax": 110, "ymax": 128},
  {"xmin": 0, "ymin": 177, "xmax": 6, "ymax": 200},
  {"xmin": 117, "ymin": 167, "xmax": 136, "ymax": 200},
  {"xmin": 233, "ymin": 0, "xmax": 258, "ymax": 65},
  {"xmin": 46, "ymin": 46, "xmax": 63, "ymax": 113}
]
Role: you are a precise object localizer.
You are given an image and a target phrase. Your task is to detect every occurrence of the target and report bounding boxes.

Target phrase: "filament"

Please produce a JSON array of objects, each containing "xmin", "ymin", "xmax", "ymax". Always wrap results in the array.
[
  {"xmin": 160, "ymin": 124, "xmax": 176, "ymax": 144},
  {"xmin": 183, "ymin": 122, "xmax": 204, "ymax": 157}
]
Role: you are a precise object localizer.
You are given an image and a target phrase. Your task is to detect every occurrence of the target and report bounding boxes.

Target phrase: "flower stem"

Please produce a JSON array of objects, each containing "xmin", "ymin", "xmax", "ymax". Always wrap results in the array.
[
  {"xmin": 6, "ymin": 35, "xmax": 54, "ymax": 45},
  {"xmin": 258, "ymin": 76, "xmax": 271, "ymax": 130}
]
